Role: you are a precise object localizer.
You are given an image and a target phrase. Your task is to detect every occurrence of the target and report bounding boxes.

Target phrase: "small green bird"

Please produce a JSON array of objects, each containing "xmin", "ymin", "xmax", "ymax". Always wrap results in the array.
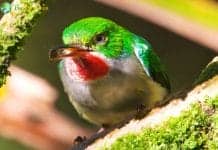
[{"xmin": 49, "ymin": 17, "xmax": 170, "ymax": 126}]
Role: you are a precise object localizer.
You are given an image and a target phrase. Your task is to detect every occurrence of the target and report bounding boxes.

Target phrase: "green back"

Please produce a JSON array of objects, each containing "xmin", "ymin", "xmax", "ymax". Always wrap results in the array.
[{"xmin": 134, "ymin": 35, "xmax": 171, "ymax": 91}]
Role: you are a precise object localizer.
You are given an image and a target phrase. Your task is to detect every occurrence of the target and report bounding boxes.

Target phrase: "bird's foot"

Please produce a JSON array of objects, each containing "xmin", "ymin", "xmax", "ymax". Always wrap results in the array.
[
  {"xmin": 102, "ymin": 123, "xmax": 110, "ymax": 129},
  {"xmin": 73, "ymin": 136, "xmax": 87, "ymax": 145},
  {"xmin": 135, "ymin": 104, "xmax": 146, "ymax": 119},
  {"xmin": 97, "ymin": 123, "xmax": 110, "ymax": 133}
]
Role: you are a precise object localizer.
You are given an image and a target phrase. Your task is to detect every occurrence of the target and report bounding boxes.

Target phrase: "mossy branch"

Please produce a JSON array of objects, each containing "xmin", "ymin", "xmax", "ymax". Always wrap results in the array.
[
  {"xmin": 73, "ymin": 56, "xmax": 218, "ymax": 150},
  {"xmin": 0, "ymin": 0, "xmax": 47, "ymax": 86}
]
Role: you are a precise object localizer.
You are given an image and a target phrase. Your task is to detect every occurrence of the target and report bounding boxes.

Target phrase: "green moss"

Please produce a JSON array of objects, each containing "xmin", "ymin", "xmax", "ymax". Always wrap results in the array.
[
  {"xmin": 0, "ymin": 0, "xmax": 47, "ymax": 86},
  {"xmin": 103, "ymin": 96, "xmax": 218, "ymax": 150},
  {"xmin": 205, "ymin": 96, "xmax": 218, "ymax": 109},
  {"xmin": 207, "ymin": 113, "xmax": 218, "ymax": 149},
  {"xmin": 206, "ymin": 97, "xmax": 218, "ymax": 149}
]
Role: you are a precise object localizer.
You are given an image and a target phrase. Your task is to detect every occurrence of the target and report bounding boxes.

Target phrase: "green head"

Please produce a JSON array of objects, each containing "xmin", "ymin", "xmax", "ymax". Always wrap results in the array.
[{"xmin": 62, "ymin": 17, "xmax": 133, "ymax": 58}]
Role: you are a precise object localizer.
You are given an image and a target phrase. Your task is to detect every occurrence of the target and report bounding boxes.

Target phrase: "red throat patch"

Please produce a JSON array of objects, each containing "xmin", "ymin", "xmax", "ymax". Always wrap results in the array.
[{"xmin": 68, "ymin": 53, "xmax": 109, "ymax": 81}]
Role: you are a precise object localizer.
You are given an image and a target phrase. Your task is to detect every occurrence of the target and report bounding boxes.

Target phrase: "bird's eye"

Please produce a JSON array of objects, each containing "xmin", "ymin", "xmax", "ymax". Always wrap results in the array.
[{"xmin": 94, "ymin": 33, "xmax": 107, "ymax": 44}]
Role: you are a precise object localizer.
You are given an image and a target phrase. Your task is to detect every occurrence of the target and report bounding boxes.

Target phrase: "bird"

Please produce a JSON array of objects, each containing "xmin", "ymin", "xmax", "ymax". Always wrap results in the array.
[{"xmin": 49, "ymin": 17, "xmax": 170, "ymax": 126}]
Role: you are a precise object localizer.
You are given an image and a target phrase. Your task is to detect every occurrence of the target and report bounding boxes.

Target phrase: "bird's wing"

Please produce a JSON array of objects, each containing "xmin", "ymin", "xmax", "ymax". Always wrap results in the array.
[{"xmin": 133, "ymin": 36, "xmax": 171, "ymax": 91}]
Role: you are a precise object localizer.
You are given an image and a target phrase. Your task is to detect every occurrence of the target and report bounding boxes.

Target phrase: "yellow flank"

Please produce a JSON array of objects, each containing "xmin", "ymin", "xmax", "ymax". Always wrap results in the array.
[{"xmin": 0, "ymin": 85, "xmax": 7, "ymax": 102}]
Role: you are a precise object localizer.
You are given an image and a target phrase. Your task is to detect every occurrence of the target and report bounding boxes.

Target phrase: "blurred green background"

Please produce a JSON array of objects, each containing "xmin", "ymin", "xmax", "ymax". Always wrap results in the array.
[
  {"xmin": 146, "ymin": 0, "xmax": 218, "ymax": 30},
  {"xmin": 1, "ymin": 0, "xmax": 216, "ymax": 149}
]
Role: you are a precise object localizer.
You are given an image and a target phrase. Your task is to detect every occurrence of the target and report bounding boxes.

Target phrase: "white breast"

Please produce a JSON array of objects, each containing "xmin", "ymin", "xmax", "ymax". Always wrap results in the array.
[{"xmin": 59, "ymin": 54, "xmax": 167, "ymax": 109}]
